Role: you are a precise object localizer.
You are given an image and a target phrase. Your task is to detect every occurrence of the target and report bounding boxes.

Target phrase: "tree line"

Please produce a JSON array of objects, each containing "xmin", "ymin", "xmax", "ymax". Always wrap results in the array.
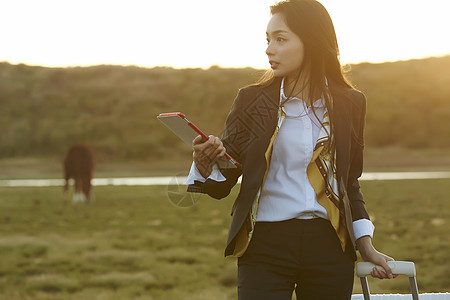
[{"xmin": 1, "ymin": 55, "xmax": 449, "ymax": 162}]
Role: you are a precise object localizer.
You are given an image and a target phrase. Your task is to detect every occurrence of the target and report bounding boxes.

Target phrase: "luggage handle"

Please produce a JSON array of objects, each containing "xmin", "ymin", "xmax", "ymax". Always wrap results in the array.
[{"xmin": 356, "ymin": 261, "xmax": 419, "ymax": 300}]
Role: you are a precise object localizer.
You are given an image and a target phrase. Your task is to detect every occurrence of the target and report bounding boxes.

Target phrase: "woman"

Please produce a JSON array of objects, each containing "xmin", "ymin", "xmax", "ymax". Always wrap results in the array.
[{"xmin": 185, "ymin": 0, "xmax": 396, "ymax": 299}]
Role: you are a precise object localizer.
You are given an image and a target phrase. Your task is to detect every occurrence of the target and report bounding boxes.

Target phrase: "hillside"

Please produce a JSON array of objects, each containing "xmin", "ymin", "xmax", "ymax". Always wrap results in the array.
[{"xmin": 1, "ymin": 56, "xmax": 449, "ymax": 163}]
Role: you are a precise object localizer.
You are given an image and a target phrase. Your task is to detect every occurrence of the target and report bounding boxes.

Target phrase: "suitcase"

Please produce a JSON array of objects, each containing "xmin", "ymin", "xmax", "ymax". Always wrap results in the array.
[{"xmin": 351, "ymin": 261, "xmax": 450, "ymax": 299}]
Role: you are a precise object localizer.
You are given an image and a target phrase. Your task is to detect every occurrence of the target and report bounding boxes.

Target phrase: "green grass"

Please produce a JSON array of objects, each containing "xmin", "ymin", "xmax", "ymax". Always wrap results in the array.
[{"xmin": 0, "ymin": 180, "xmax": 448, "ymax": 299}]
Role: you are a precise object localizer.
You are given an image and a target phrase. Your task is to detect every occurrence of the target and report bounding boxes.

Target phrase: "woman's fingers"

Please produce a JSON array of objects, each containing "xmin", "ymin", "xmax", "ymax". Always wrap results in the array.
[
  {"xmin": 192, "ymin": 135, "xmax": 204, "ymax": 146},
  {"xmin": 371, "ymin": 267, "xmax": 389, "ymax": 279},
  {"xmin": 209, "ymin": 137, "xmax": 226, "ymax": 160},
  {"xmin": 194, "ymin": 136, "xmax": 225, "ymax": 159},
  {"xmin": 192, "ymin": 135, "xmax": 226, "ymax": 177},
  {"xmin": 369, "ymin": 254, "xmax": 397, "ymax": 279}
]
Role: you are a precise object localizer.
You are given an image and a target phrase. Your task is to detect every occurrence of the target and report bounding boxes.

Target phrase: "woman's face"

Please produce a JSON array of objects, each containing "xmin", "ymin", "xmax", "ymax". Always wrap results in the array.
[{"xmin": 266, "ymin": 13, "xmax": 304, "ymax": 80}]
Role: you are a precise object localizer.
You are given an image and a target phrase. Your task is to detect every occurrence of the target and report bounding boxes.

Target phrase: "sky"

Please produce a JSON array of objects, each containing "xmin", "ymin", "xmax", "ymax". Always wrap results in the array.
[{"xmin": 1, "ymin": 0, "xmax": 449, "ymax": 69}]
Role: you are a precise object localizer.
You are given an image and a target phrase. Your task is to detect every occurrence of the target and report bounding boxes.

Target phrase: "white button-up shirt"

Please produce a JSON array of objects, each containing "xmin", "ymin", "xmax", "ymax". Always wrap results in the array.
[{"xmin": 256, "ymin": 79, "xmax": 329, "ymax": 221}]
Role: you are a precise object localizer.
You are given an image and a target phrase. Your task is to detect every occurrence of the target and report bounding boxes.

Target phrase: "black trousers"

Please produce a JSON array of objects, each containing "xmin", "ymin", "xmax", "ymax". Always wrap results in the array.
[{"xmin": 238, "ymin": 218, "xmax": 354, "ymax": 300}]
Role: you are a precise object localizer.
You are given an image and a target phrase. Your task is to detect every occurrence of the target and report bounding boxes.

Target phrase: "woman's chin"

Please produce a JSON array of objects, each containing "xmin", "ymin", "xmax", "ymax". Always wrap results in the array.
[{"xmin": 271, "ymin": 70, "xmax": 285, "ymax": 77}]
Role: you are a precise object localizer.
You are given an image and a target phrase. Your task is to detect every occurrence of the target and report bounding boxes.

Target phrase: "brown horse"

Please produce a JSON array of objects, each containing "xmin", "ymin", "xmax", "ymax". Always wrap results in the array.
[{"xmin": 63, "ymin": 144, "xmax": 95, "ymax": 203}]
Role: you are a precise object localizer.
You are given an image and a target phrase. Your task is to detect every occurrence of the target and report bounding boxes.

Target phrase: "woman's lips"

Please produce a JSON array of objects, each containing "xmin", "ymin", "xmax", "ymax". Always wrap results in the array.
[{"xmin": 269, "ymin": 61, "xmax": 280, "ymax": 69}]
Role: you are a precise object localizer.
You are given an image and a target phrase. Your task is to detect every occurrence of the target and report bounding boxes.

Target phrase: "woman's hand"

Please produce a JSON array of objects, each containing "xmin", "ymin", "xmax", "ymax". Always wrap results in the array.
[
  {"xmin": 192, "ymin": 135, "xmax": 226, "ymax": 178},
  {"xmin": 356, "ymin": 236, "xmax": 398, "ymax": 279}
]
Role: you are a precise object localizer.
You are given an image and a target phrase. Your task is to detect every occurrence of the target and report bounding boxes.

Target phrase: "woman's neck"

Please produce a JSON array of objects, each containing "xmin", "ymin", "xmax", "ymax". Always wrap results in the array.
[{"xmin": 284, "ymin": 74, "xmax": 312, "ymax": 104}]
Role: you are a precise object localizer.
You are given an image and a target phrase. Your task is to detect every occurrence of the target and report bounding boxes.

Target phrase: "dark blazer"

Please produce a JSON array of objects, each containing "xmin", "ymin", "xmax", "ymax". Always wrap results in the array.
[{"xmin": 195, "ymin": 77, "xmax": 369, "ymax": 258}]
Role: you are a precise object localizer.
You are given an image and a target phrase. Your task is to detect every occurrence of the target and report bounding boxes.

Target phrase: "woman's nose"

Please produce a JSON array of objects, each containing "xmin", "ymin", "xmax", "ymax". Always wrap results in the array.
[{"xmin": 266, "ymin": 42, "xmax": 274, "ymax": 57}]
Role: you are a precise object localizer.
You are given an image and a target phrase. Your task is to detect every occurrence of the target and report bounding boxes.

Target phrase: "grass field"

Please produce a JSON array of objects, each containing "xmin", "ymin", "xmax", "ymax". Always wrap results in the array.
[{"xmin": 0, "ymin": 179, "xmax": 448, "ymax": 299}]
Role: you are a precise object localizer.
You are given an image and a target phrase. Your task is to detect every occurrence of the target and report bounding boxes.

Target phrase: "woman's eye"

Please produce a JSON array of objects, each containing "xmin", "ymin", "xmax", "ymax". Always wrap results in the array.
[{"xmin": 266, "ymin": 37, "xmax": 286, "ymax": 44}]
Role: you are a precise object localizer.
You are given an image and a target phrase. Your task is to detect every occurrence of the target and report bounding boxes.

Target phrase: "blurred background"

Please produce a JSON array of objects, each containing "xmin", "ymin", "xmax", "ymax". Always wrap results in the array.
[{"xmin": 0, "ymin": 1, "xmax": 449, "ymax": 299}]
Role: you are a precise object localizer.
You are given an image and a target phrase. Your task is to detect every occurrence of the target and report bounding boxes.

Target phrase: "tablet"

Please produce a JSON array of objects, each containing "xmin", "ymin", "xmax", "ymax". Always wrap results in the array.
[{"xmin": 157, "ymin": 112, "xmax": 241, "ymax": 169}]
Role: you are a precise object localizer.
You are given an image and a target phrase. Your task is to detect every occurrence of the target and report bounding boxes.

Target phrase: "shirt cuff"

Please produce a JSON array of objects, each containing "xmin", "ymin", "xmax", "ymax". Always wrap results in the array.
[
  {"xmin": 352, "ymin": 219, "xmax": 375, "ymax": 240},
  {"xmin": 183, "ymin": 162, "xmax": 226, "ymax": 185}
]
